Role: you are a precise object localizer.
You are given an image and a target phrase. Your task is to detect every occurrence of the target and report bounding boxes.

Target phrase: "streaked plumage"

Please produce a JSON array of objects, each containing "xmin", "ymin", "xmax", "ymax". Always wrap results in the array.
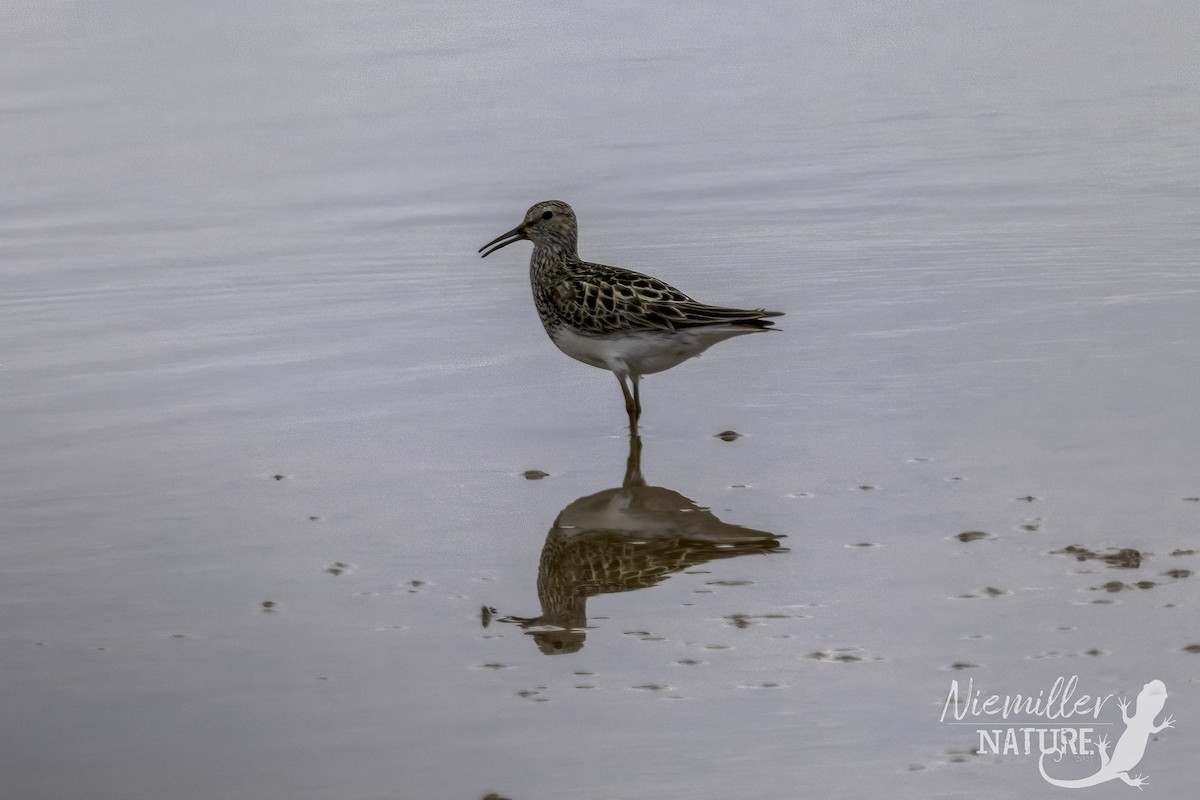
[{"xmin": 479, "ymin": 200, "xmax": 782, "ymax": 428}]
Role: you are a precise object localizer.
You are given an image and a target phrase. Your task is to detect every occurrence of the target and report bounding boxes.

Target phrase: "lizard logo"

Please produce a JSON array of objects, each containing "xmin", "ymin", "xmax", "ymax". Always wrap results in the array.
[{"xmin": 1038, "ymin": 679, "xmax": 1174, "ymax": 790}]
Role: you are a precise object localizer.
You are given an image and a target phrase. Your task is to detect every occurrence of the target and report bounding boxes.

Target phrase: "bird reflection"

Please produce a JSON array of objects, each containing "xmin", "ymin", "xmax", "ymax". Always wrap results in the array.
[{"xmin": 499, "ymin": 432, "xmax": 785, "ymax": 654}]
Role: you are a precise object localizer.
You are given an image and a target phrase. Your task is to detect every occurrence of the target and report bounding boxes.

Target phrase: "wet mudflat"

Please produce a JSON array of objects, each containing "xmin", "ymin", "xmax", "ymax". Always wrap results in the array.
[{"xmin": 4, "ymin": 2, "xmax": 1200, "ymax": 798}]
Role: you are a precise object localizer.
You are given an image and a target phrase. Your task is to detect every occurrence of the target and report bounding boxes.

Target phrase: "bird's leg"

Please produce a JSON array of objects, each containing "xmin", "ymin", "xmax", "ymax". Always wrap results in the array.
[
  {"xmin": 631, "ymin": 375, "xmax": 642, "ymax": 421},
  {"xmin": 616, "ymin": 373, "xmax": 635, "ymax": 414},
  {"xmin": 615, "ymin": 373, "xmax": 638, "ymax": 432}
]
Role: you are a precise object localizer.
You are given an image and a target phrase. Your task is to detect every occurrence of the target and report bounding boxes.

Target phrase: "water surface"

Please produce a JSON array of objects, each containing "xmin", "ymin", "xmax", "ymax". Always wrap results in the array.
[{"xmin": 4, "ymin": 2, "xmax": 1200, "ymax": 798}]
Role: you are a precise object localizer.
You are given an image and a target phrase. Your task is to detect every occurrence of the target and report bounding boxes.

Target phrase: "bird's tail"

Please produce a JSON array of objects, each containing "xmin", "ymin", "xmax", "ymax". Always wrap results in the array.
[{"xmin": 675, "ymin": 307, "xmax": 783, "ymax": 330}]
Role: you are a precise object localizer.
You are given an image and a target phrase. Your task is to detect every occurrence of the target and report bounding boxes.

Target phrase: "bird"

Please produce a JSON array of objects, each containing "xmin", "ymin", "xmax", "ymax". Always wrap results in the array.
[{"xmin": 478, "ymin": 200, "xmax": 782, "ymax": 429}]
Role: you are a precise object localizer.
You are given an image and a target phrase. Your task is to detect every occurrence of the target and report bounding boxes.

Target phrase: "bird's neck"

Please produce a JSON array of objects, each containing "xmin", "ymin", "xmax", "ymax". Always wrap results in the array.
[
  {"xmin": 532, "ymin": 228, "xmax": 579, "ymax": 259},
  {"xmin": 530, "ymin": 240, "xmax": 579, "ymax": 279}
]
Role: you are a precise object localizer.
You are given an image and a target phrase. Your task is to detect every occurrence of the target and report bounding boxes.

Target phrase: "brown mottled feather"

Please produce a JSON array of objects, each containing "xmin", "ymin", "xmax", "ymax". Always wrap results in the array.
[{"xmin": 542, "ymin": 260, "xmax": 781, "ymax": 335}]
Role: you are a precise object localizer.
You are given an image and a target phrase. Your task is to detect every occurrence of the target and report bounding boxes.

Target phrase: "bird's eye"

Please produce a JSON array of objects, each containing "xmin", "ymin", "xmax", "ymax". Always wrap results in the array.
[{"xmin": 541, "ymin": 211, "xmax": 554, "ymax": 220}]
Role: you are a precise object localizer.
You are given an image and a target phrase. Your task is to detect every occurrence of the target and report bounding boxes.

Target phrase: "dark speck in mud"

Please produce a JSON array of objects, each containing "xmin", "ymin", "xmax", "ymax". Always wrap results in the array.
[
  {"xmin": 949, "ymin": 662, "xmax": 977, "ymax": 670},
  {"xmin": 1107, "ymin": 549, "xmax": 1144, "ymax": 568},
  {"xmin": 523, "ymin": 470, "xmax": 549, "ymax": 480},
  {"xmin": 1016, "ymin": 495, "xmax": 1038, "ymax": 502},
  {"xmin": 1085, "ymin": 648, "xmax": 1103, "ymax": 656},
  {"xmin": 1163, "ymin": 568, "xmax": 1192, "ymax": 579},
  {"xmin": 308, "ymin": 516, "xmax": 321, "ymax": 522},
  {"xmin": 261, "ymin": 600, "xmax": 277, "ymax": 611},
  {"xmin": 482, "ymin": 794, "xmax": 513, "ymax": 800},
  {"xmin": 1170, "ymin": 549, "xmax": 1196, "ymax": 557},
  {"xmin": 727, "ymin": 613, "xmax": 754, "ymax": 629},
  {"xmin": 481, "ymin": 606, "xmax": 495, "ymax": 627},
  {"xmin": 857, "ymin": 485, "xmax": 876, "ymax": 491},
  {"xmin": 956, "ymin": 531, "xmax": 989, "ymax": 543},
  {"xmin": 1099, "ymin": 581, "xmax": 1127, "ymax": 593},
  {"xmin": 1183, "ymin": 644, "xmax": 1200, "ymax": 654},
  {"xmin": 1183, "ymin": 497, "xmax": 1200, "ymax": 502},
  {"xmin": 958, "ymin": 588, "xmax": 1005, "ymax": 599},
  {"xmin": 1135, "ymin": 580, "xmax": 1156, "ymax": 589},
  {"xmin": 273, "ymin": 474, "xmax": 286, "ymax": 481},
  {"xmin": 809, "ymin": 648, "xmax": 874, "ymax": 662},
  {"xmin": 1052, "ymin": 545, "xmax": 1144, "ymax": 569},
  {"xmin": 715, "ymin": 430, "xmax": 741, "ymax": 442},
  {"xmin": 325, "ymin": 562, "xmax": 350, "ymax": 576}
]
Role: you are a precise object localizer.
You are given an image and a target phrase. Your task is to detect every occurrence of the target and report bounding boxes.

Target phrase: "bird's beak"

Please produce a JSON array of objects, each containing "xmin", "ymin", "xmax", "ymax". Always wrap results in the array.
[{"xmin": 479, "ymin": 223, "xmax": 528, "ymax": 258}]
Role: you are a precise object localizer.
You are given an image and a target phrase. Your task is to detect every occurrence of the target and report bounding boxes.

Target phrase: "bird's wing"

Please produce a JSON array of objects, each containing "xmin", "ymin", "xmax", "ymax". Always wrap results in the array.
[{"xmin": 548, "ymin": 262, "xmax": 780, "ymax": 335}]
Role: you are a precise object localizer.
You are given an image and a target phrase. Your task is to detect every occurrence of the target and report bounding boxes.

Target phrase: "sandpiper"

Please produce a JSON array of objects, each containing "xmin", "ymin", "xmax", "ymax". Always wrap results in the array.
[{"xmin": 479, "ymin": 200, "xmax": 782, "ymax": 429}]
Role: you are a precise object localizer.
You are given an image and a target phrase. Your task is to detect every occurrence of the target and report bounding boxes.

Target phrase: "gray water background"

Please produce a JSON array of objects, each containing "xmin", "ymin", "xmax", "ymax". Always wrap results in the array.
[{"xmin": 3, "ymin": 2, "xmax": 1200, "ymax": 798}]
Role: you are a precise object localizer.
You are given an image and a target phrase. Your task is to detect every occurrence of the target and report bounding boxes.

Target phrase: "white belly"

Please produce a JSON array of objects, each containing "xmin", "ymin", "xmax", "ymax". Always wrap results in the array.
[{"xmin": 549, "ymin": 326, "xmax": 759, "ymax": 378}]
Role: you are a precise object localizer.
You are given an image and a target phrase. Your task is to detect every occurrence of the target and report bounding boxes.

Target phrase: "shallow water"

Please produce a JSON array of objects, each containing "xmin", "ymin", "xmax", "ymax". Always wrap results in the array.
[{"xmin": 4, "ymin": 2, "xmax": 1200, "ymax": 798}]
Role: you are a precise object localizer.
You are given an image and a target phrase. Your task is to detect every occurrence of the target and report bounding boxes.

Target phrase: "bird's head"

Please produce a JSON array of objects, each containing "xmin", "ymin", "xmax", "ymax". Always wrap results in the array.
[{"xmin": 479, "ymin": 200, "xmax": 577, "ymax": 257}]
